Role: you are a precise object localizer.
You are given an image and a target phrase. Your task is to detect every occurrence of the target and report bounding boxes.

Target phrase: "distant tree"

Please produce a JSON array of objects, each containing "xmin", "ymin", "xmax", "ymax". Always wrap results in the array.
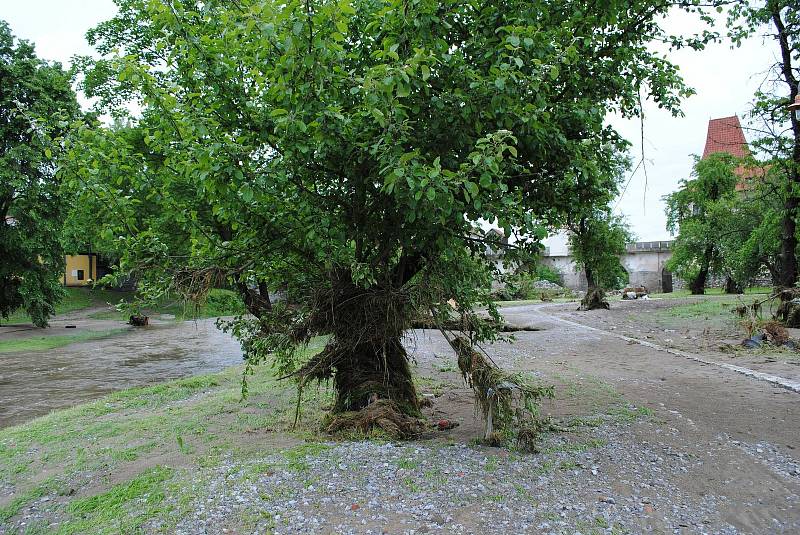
[
  {"xmin": 0, "ymin": 21, "xmax": 80, "ymax": 326},
  {"xmin": 728, "ymin": 1, "xmax": 800, "ymax": 288},
  {"xmin": 665, "ymin": 153, "xmax": 741, "ymax": 294},
  {"xmin": 65, "ymin": 0, "xmax": 721, "ymax": 435},
  {"xmin": 569, "ymin": 213, "xmax": 631, "ymax": 294}
]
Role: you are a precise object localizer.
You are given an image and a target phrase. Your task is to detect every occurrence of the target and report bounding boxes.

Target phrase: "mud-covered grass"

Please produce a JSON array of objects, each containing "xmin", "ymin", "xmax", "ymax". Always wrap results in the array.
[
  {"xmin": 0, "ymin": 337, "xmax": 655, "ymax": 532},
  {"xmin": 0, "ymin": 357, "xmax": 333, "ymax": 532},
  {"xmin": 0, "ymin": 328, "xmax": 128, "ymax": 353}
]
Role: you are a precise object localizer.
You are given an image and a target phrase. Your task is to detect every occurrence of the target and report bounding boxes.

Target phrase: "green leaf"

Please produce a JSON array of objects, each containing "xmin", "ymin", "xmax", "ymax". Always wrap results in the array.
[{"xmin": 421, "ymin": 65, "xmax": 431, "ymax": 81}]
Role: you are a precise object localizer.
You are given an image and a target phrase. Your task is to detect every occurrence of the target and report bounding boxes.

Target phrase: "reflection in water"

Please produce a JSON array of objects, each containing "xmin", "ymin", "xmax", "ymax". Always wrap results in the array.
[{"xmin": 0, "ymin": 319, "xmax": 243, "ymax": 428}]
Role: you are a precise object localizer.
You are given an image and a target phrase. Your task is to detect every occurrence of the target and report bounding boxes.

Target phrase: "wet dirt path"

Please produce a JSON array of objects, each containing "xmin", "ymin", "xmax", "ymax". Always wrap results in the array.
[
  {"xmin": 485, "ymin": 303, "xmax": 800, "ymax": 531},
  {"xmin": 0, "ymin": 318, "xmax": 242, "ymax": 428}
]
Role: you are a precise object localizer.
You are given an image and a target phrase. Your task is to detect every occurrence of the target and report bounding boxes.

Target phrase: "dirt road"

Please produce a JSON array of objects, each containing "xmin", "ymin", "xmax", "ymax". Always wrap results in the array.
[{"xmin": 487, "ymin": 302, "xmax": 800, "ymax": 532}]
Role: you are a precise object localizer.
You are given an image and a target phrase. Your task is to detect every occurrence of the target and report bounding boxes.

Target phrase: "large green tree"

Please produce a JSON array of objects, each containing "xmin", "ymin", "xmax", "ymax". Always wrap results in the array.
[
  {"xmin": 0, "ymin": 21, "xmax": 80, "ymax": 327},
  {"xmin": 569, "ymin": 213, "xmax": 631, "ymax": 293},
  {"xmin": 65, "ymin": 0, "xmax": 717, "ymax": 431},
  {"xmin": 728, "ymin": 1, "xmax": 800, "ymax": 287},
  {"xmin": 665, "ymin": 153, "xmax": 742, "ymax": 294}
]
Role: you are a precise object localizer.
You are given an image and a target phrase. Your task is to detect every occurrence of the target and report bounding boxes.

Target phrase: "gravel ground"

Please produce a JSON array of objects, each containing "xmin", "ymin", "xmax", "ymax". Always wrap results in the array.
[{"xmin": 159, "ymin": 420, "xmax": 772, "ymax": 535}]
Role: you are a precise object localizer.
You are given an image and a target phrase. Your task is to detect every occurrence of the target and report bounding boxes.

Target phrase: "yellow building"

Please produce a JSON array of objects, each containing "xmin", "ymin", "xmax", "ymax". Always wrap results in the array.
[{"xmin": 64, "ymin": 254, "xmax": 99, "ymax": 287}]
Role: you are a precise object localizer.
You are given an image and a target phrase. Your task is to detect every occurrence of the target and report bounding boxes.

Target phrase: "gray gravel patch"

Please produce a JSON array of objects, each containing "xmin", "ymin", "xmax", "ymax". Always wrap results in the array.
[{"xmin": 163, "ymin": 424, "xmax": 749, "ymax": 534}]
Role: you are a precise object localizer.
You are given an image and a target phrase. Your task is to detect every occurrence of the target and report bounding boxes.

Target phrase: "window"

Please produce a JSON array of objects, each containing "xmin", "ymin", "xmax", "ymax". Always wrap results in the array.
[{"xmin": 77, "ymin": 270, "xmax": 84, "ymax": 281}]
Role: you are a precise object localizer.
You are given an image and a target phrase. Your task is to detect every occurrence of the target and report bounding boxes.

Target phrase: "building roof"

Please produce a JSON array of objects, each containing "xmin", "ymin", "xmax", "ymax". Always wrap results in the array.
[{"xmin": 702, "ymin": 115, "xmax": 750, "ymax": 159}]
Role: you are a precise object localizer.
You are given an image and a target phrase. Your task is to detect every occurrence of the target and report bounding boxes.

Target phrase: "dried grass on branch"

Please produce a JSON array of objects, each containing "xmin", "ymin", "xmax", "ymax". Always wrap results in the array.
[{"xmin": 449, "ymin": 335, "xmax": 554, "ymax": 451}]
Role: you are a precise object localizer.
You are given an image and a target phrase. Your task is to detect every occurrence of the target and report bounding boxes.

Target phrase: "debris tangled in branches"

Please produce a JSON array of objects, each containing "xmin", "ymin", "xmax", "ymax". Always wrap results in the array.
[
  {"xmin": 450, "ymin": 336, "xmax": 554, "ymax": 451},
  {"xmin": 776, "ymin": 288, "xmax": 800, "ymax": 328}
]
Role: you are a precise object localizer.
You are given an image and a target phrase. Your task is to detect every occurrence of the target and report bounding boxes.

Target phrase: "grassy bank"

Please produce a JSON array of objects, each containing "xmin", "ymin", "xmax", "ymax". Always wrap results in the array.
[
  {"xmin": 1, "ymin": 287, "xmax": 245, "ymax": 327},
  {"xmin": 0, "ymin": 329, "xmax": 128, "ymax": 353},
  {"xmin": 0, "ymin": 288, "xmax": 133, "ymax": 325},
  {"xmin": 649, "ymin": 286, "xmax": 772, "ymax": 299},
  {"xmin": 88, "ymin": 288, "xmax": 246, "ymax": 321},
  {"xmin": 0, "ymin": 358, "xmax": 331, "ymax": 533}
]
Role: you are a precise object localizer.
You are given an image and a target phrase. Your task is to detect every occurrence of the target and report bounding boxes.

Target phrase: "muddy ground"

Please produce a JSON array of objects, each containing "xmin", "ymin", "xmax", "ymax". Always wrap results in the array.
[
  {"xmin": 552, "ymin": 296, "xmax": 800, "ymax": 383},
  {"xmin": 1, "ymin": 298, "xmax": 800, "ymax": 533}
]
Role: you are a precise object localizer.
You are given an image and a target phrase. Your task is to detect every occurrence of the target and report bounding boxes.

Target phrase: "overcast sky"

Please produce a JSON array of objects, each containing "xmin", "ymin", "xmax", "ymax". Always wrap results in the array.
[{"xmin": 2, "ymin": 2, "xmax": 778, "ymax": 246}]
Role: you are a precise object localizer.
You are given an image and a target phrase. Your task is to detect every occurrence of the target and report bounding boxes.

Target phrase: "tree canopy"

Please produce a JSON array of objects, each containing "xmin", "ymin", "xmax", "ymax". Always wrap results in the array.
[
  {"xmin": 727, "ymin": 1, "xmax": 800, "ymax": 287},
  {"xmin": 0, "ymin": 21, "xmax": 81, "ymax": 327},
  {"xmin": 64, "ymin": 0, "xmax": 718, "ymax": 437}
]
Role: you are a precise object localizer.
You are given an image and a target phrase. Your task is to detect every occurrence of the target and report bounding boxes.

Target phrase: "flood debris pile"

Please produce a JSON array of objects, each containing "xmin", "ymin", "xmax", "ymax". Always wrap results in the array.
[
  {"xmin": 741, "ymin": 320, "xmax": 797, "ymax": 350},
  {"xmin": 450, "ymin": 335, "xmax": 554, "ymax": 451},
  {"xmin": 621, "ymin": 286, "xmax": 649, "ymax": 300}
]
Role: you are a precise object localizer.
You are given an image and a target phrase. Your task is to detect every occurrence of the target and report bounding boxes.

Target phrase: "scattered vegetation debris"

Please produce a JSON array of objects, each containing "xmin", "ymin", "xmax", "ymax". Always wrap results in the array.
[
  {"xmin": 411, "ymin": 315, "xmax": 541, "ymax": 332},
  {"xmin": 621, "ymin": 286, "xmax": 648, "ymax": 300},
  {"xmin": 323, "ymin": 399, "xmax": 425, "ymax": 439},
  {"xmin": 762, "ymin": 321, "xmax": 790, "ymax": 345}
]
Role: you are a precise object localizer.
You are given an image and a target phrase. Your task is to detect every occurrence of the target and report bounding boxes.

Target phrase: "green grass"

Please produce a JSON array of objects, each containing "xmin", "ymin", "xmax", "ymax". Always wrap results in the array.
[
  {"xmin": 0, "ymin": 288, "xmax": 134, "ymax": 325},
  {"xmin": 0, "ymin": 340, "xmax": 331, "ymax": 531},
  {"xmin": 498, "ymin": 296, "xmax": 578, "ymax": 307},
  {"xmin": 0, "ymin": 328, "xmax": 127, "ymax": 353},
  {"xmin": 649, "ymin": 286, "xmax": 772, "ymax": 299},
  {"xmin": 61, "ymin": 466, "xmax": 174, "ymax": 534},
  {"xmin": 0, "ymin": 287, "xmax": 244, "ymax": 325},
  {"xmin": 89, "ymin": 288, "xmax": 246, "ymax": 321}
]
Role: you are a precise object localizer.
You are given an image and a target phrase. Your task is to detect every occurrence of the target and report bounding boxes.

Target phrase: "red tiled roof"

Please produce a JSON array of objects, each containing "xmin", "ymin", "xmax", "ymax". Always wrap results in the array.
[{"xmin": 702, "ymin": 115, "xmax": 750, "ymax": 159}]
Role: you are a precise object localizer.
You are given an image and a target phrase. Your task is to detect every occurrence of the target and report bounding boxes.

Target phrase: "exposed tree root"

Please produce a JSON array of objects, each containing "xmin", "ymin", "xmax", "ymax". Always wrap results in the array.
[
  {"xmin": 579, "ymin": 287, "xmax": 609, "ymax": 311},
  {"xmin": 324, "ymin": 399, "xmax": 425, "ymax": 439}
]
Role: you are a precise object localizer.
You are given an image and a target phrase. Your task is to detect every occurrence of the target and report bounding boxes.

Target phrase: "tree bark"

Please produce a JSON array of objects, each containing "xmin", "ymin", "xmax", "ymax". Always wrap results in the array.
[
  {"xmin": 690, "ymin": 245, "xmax": 713, "ymax": 295},
  {"xmin": 724, "ymin": 275, "xmax": 743, "ymax": 295},
  {"xmin": 329, "ymin": 336, "xmax": 419, "ymax": 415},
  {"xmin": 772, "ymin": 8, "xmax": 800, "ymax": 288},
  {"xmin": 584, "ymin": 266, "xmax": 596, "ymax": 291}
]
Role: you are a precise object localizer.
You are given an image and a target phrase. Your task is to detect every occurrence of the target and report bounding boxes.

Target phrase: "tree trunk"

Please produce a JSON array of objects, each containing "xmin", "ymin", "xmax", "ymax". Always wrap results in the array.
[
  {"xmin": 772, "ymin": 8, "xmax": 799, "ymax": 289},
  {"xmin": 724, "ymin": 276, "xmax": 743, "ymax": 295},
  {"xmin": 584, "ymin": 266, "xmax": 596, "ymax": 291},
  {"xmin": 778, "ymin": 196, "xmax": 798, "ymax": 288},
  {"xmin": 295, "ymin": 271, "xmax": 421, "ymax": 431},
  {"xmin": 690, "ymin": 246, "xmax": 712, "ymax": 295},
  {"xmin": 329, "ymin": 336, "xmax": 419, "ymax": 415}
]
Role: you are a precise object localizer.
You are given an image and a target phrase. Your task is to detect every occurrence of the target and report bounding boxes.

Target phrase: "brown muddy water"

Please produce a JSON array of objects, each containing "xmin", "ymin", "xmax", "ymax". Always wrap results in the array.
[{"xmin": 0, "ymin": 318, "xmax": 243, "ymax": 428}]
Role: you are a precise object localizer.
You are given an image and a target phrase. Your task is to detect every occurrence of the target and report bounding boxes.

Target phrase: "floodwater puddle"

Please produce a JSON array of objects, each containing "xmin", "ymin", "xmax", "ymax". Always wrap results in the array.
[{"xmin": 0, "ymin": 318, "xmax": 242, "ymax": 428}]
